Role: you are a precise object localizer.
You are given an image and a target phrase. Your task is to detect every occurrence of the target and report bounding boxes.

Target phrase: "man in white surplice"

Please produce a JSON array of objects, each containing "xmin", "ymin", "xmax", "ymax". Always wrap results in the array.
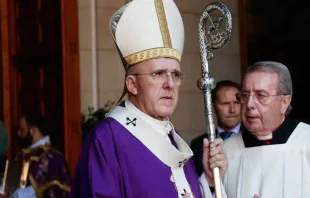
[{"xmin": 223, "ymin": 61, "xmax": 310, "ymax": 198}]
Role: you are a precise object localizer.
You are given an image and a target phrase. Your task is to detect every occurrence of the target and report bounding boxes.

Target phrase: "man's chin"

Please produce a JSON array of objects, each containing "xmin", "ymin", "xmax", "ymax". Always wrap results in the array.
[
  {"xmin": 244, "ymin": 123, "xmax": 263, "ymax": 134},
  {"xmin": 222, "ymin": 120, "xmax": 240, "ymax": 129},
  {"xmin": 156, "ymin": 108, "xmax": 175, "ymax": 119}
]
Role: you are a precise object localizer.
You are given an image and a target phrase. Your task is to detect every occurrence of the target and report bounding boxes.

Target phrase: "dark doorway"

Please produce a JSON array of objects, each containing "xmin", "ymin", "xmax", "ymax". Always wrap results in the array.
[
  {"xmin": 245, "ymin": 0, "xmax": 310, "ymax": 123},
  {"xmin": 1, "ymin": 0, "xmax": 82, "ymax": 172},
  {"xmin": 11, "ymin": 0, "xmax": 64, "ymax": 152}
]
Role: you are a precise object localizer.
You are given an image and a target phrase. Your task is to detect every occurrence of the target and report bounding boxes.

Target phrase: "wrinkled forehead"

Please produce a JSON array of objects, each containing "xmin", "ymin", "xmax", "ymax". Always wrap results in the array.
[
  {"xmin": 129, "ymin": 58, "xmax": 181, "ymax": 73},
  {"xmin": 242, "ymin": 71, "xmax": 280, "ymax": 93}
]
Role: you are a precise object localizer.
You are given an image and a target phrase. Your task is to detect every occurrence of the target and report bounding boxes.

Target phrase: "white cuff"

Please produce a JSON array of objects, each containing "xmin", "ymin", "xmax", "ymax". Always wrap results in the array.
[
  {"xmin": 198, "ymin": 173, "xmax": 213, "ymax": 198},
  {"xmin": 199, "ymin": 173, "xmax": 227, "ymax": 198}
]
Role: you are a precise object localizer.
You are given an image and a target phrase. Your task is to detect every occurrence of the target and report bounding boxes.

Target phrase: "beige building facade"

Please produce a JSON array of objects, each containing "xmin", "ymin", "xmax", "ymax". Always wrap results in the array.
[{"xmin": 78, "ymin": 0, "xmax": 242, "ymax": 143}]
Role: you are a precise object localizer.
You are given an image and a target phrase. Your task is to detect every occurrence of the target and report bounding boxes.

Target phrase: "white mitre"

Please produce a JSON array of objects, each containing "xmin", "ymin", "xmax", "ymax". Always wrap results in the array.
[{"xmin": 110, "ymin": 0, "xmax": 184, "ymax": 68}]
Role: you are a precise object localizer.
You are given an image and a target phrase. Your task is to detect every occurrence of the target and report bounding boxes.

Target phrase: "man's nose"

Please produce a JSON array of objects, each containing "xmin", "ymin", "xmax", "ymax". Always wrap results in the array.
[
  {"xmin": 164, "ymin": 75, "xmax": 175, "ymax": 88},
  {"xmin": 246, "ymin": 95, "xmax": 256, "ymax": 109},
  {"xmin": 229, "ymin": 103, "xmax": 236, "ymax": 113}
]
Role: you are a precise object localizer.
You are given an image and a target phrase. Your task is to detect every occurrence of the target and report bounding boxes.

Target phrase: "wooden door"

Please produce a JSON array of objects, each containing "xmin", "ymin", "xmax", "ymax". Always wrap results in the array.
[
  {"xmin": 61, "ymin": 0, "xmax": 82, "ymax": 173},
  {"xmin": 0, "ymin": 0, "xmax": 82, "ymax": 173}
]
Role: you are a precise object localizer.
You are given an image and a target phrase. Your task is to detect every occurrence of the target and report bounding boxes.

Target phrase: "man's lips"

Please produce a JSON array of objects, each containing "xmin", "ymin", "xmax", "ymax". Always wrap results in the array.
[
  {"xmin": 161, "ymin": 96, "xmax": 173, "ymax": 99},
  {"xmin": 246, "ymin": 115, "xmax": 259, "ymax": 120},
  {"xmin": 227, "ymin": 115, "xmax": 239, "ymax": 119}
]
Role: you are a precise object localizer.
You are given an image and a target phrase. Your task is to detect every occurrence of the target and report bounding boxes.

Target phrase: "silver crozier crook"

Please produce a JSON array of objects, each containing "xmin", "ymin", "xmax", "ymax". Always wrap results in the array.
[{"xmin": 197, "ymin": 2, "xmax": 232, "ymax": 198}]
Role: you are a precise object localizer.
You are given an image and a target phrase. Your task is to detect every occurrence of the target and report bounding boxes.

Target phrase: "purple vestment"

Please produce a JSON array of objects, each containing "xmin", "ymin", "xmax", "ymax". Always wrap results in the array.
[
  {"xmin": 9, "ymin": 143, "xmax": 72, "ymax": 197},
  {"xmin": 71, "ymin": 118, "xmax": 202, "ymax": 198}
]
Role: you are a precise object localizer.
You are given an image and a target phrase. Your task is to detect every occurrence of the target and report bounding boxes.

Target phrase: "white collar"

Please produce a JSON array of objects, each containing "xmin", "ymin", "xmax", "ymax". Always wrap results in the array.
[
  {"xmin": 256, "ymin": 118, "xmax": 285, "ymax": 140},
  {"xmin": 256, "ymin": 133, "xmax": 273, "ymax": 140},
  {"xmin": 29, "ymin": 136, "xmax": 50, "ymax": 149},
  {"xmin": 126, "ymin": 100, "xmax": 172, "ymax": 136}
]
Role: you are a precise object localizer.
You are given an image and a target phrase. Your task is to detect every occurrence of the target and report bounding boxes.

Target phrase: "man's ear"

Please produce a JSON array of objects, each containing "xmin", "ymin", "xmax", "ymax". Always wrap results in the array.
[
  {"xmin": 281, "ymin": 95, "xmax": 292, "ymax": 115},
  {"xmin": 126, "ymin": 75, "xmax": 138, "ymax": 95}
]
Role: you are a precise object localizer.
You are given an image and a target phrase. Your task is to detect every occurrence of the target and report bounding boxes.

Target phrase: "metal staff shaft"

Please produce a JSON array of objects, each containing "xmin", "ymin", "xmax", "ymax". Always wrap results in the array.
[
  {"xmin": 1, "ymin": 160, "xmax": 9, "ymax": 195},
  {"xmin": 197, "ymin": 2, "xmax": 232, "ymax": 198}
]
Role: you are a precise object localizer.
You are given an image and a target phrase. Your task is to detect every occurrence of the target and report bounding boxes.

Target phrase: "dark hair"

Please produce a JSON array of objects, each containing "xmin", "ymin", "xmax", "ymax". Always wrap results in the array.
[
  {"xmin": 23, "ymin": 112, "xmax": 48, "ymax": 136},
  {"xmin": 212, "ymin": 80, "xmax": 241, "ymax": 103}
]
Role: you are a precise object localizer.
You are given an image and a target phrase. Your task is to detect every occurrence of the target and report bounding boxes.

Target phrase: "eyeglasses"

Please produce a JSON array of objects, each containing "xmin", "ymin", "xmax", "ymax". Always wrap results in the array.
[
  {"xmin": 131, "ymin": 70, "xmax": 184, "ymax": 85},
  {"xmin": 235, "ymin": 92, "xmax": 289, "ymax": 104}
]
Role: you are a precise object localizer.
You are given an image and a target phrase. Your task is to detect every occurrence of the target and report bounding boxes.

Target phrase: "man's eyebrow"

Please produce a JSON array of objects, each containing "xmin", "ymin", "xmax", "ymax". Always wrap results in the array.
[
  {"xmin": 151, "ymin": 69, "xmax": 167, "ymax": 72},
  {"xmin": 241, "ymin": 89, "xmax": 268, "ymax": 93},
  {"xmin": 152, "ymin": 68, "xmax": 181, "ymax": 72}
]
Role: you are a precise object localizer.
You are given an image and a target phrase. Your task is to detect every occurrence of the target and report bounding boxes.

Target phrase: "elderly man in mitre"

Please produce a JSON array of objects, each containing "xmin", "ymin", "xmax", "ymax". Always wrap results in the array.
[{"xmin": 71, "ymin": 0, "xmax": 227, "ymax": 197}]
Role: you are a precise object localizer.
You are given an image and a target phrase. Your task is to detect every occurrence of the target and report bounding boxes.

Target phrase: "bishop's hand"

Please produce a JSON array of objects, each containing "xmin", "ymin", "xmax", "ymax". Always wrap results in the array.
[{"xmin": 202, "ymin": 138, "xmax": 228, "ymax": 187}]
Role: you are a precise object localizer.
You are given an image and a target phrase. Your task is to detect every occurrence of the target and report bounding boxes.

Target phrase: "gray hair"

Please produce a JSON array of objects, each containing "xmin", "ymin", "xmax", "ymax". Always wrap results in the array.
[{"xmin": 245, "ymin": 61, "xmax": 293, "ymax": 115}]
